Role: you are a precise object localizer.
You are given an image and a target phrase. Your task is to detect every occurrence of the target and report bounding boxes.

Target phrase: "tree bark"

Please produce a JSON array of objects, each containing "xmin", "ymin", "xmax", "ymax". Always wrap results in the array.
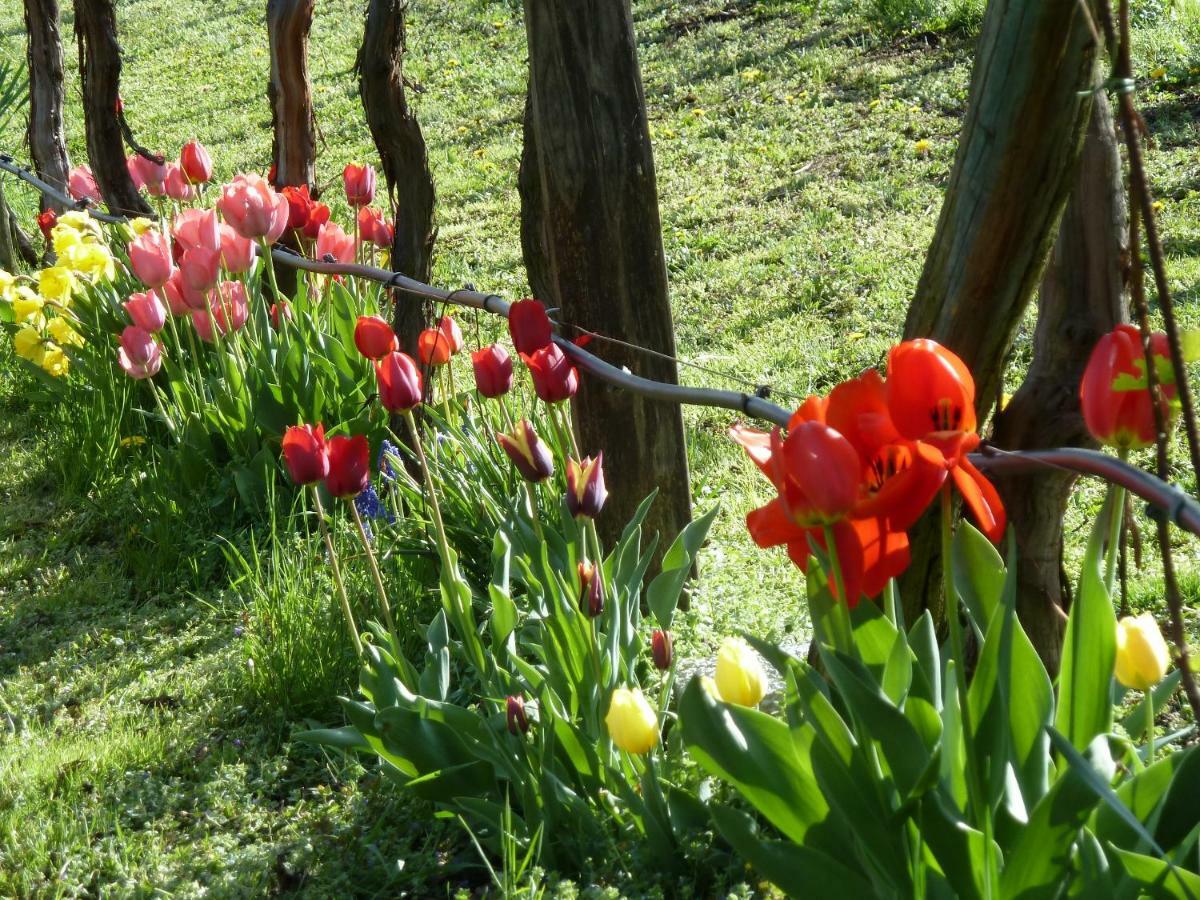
[
  {"xmin": 990, "ymin": 99, "xmax": 1127, "ymax": 672},
  {"xmin": 898, "ymin": 0, "xmax": 1101, "ymax": 624},
  {"xmin": 520, "ymin": 0, "xmax": 693, "ymax": 558},
  {"xmin": 267, "ymin": 0, "xmax": 317, "ymax": 191},
  {"xmin": 73, "ymin": 0, "xmax": 151, "ymax": 217},
  {"xmin": 357, "ymin": 0, "xmax": 436, "ymax": 361},
  {"xmin": 25, "ymin": 0, "xmax": 71, "ymax": 216}
]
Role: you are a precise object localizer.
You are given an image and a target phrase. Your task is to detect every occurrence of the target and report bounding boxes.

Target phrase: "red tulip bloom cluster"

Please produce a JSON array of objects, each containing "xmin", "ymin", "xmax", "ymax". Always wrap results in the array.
[
  {"xmin": 733, "ymin": 339, "xmax": 1005, "ymax": 606},
  {"xmin": 281, "ymin": 425, "xmax": 370, "ymax": 498},
  {"xmin": 281, "ymin": 185, "xmax": 331, "ymax": 240},
  {"xmin": 1080, "ymin": 324, "xmax": 1177, "ymax": 451}
]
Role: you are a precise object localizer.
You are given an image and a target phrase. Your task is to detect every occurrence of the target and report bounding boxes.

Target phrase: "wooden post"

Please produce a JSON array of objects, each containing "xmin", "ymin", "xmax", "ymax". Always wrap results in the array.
[
  {"xmin": 357, "ymin": 0, "xmax": 436, "ymax": 360},
  {"xmin": 990, "ymin": 99, "xmax": 1127, "ymax": 672},
  {"xmin": 73, "ymin": 0, "xmax": 151, "ymax": 216},
  {"xmin": 267, "ymin": 0, "xmax": 317, "ymax": 191},
  {"xmin": 25, "ymin": 0, "xmax": 71, "ymax": 216},
  {"xmin": 520, "ymin": 0, "xmax": 693, "ymax": 557},
  {"xmin": 898, "ymin": 0, "xmax": 1101, "ymax": 623}
]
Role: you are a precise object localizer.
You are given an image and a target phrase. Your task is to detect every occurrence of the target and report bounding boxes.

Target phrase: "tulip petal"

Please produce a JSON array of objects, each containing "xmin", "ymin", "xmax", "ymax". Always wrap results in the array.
[
  {"xmin": 746, "ymin": 497, "xmax": 807, "ymax": 549},
  {"xmin": 952, "ymin": 457, "xmax": 1006, "ymax": 544}
]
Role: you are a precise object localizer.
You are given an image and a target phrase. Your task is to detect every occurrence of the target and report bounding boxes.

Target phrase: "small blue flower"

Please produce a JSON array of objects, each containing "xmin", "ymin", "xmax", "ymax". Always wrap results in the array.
[
  {"xmin": 355, "ymin": 483, "xmax": 395, "ymax": 525},
  {"xmin": 233, "ymin": 626, "xmax": 244, "ymax": 638},
  {"xmin": 377, "ymin": 440, "xmax": 400, "ymax": 484}
]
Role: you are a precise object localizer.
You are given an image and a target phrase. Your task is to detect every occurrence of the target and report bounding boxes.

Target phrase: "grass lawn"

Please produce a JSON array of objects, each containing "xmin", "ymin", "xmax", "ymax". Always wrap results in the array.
[{"xmin": 1, "ymin": 0, "xmax": 1198, "ymax": 894}]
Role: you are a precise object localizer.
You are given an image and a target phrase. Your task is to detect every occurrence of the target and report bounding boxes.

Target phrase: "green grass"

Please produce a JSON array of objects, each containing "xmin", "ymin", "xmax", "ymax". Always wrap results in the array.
[{"xmin": 1, "ymin": 0, "xmax": 1199, "ymax": 893}]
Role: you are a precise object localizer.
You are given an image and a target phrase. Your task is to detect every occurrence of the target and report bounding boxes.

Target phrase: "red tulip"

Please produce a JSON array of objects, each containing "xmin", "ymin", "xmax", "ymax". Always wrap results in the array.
[
  {"xmin": 324, "ymin": 434, "xmax": 371, "ymax": 498},
  {"xmin": 578, "ymin": 561, "xmax": 604, "ymax": 618},
  {"xmin": 281, "ymin": 424, "xmax": 329, "ymax": 485},
  {"xmin": 218, "ymin": 224, "xmax": 256, "ymax": 274},
  {"xmin": 506, "ymin": 695, "xmax": 530, "ymax": 735},
  {"xmin": 68, "ymin": 164, "xmax": 101, "ymax": 203},
  {"xmin": 357, "ymin": 206, "xmax": 393, "ymax": 248},
  {"xmin": 375, "ymin": 351, "xmax": 423, "ymax": 412},
  {"xmin": 179, "ymin": 247, "xmax": 221, "ymax": 292},
  {"xmin": 117, "ymin": 325, "xmax": 162, "ymax": 380},
  {"xmin": 37, "ymin": 209, "xmax": 57, "ymax": 241},
  {"xmin": 128, "ymin": 229, "xmax": 175, "ymax": 288},
  {"xmin": 1081, "ymin": 324, "xmax": 1176, "ymax": 451},
  {"xmin": 508, "ymin": 298, "xmax": 552, "ymax": 355},
  {"xmin": 343, "ymin": 162, "xmax": 377, "ymax": 207},
  {"xmin": 522, "ymin": 343, "xmax": 578, "ymax": 404},
  {"xmin": 496, "ymin": 420, "xmax": 554, "ymax": 482},
  {"xmin": 354, "ymin": 315, "xmax": 398, "ymax": 360},
  {"xmin": 217, "ymin": 174, "xmax": 289, "ymax": 241},
  {"xmin": 471, "ymin": 343, "xmax": 513, "ymax": 398},
  {"xmin": 163, "ymin": 163, "xmax": 197, "ymax": 201},
  {"xmin": 315, "ymin": 222, "xmax": 355, "ymax": 263},
  {"xmin": 418, "ymin": 328, "xmax": 453, "ymax": 367},
  {"xmin": 173, "ymin": 208, "xmax": 221, "ymax": 254},
  {"xmin": 180, "ymin": 140, "xmax": 213, "ymax": 184},
  {"xmin": 566, "ymin": 454, "xmax": 607, "ymax": 519},
  {"xmin": 281, "ymin": 184, "xmax": 316, "ymax": 232},
  {"xmin": 651, "ymin": 630, "xmax": 673, "ymax": 671},
  {"xmin": 301, "ymin": 202, "xmax": 330, "ymax": 241},
  {"xmin": 438, "ymin": 315, "xmax": 464, "ymax": 354},
  {"xmin": 270, "ymin": 301, "xmax": 292, "ymax": 330},
  {"xmin": 124, "ymin": 289, "xmax": 167, "ymax": 333}
]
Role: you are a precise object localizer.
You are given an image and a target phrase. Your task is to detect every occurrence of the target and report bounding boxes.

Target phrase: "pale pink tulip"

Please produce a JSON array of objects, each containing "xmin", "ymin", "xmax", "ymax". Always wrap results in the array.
[
  {"xmin": 315, "ymin": 222, "xmax": 355, "ymax": 263},
  {"xmin": 163, "ymin": 163, "xmax": 196, "ymax": 201},
  {"xmin": 216, "ymin": 174, "xmax": 289, "ymax": 241},
  {"xmin": 192, "ymin": 281, "xmax": 248, "ymax": 342},
  {"xmin": 162, "ymin": 272, "xmax": 193, "ymax": 317},
  {"xmin": 68, "ymin": 165, "xmax": 102, "ymax": 203},
  {"xmin": 124, "ymin": 289, "xmax": 167, "ymax": 333},
  {"xmin": 179, "ymin": 247, "xmax": 221, "ymax": 293},
  {"xmin": 128, "ymin": 230, "xmax": 175, "ymax": 288},
  {"xmin": 128, "ymin": 154, "xmax": 167, "ymax": 195},
  {"xmin": 218, "ymin": 224, "xmax": 256, "ymax": 274},
  {"xmin": 173, "ymin": 208, "xmax": 221, "ymax": 254},
  {"xmin": 117, "ymin": 326, "xmax": 162, "ymax": 379}
]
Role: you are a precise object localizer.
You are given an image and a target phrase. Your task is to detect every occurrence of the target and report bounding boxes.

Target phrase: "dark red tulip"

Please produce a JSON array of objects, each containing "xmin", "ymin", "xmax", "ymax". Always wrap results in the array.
[
  {"xmin": 324, "ymin": 434, "xmax": 371, "ymax": 498},
  {"xmin": 522, "ymin": 343, "xmax": 578, "ymax": 404},
  {"xmin": 355, "ymin": 315, "xmax": 399, "ymax": 360},
  {"xmin": 578, "ymin": 561, "xmax": 604, "ymax": 618},
  {"xmin": 376, "ymin": 351, "xmax": 423, "ymax": 412},
  {"xmin": 566, "ymin": 454, "xmax": 607, "ymax": 519},
  {"xmin": 471, "ymin": 343, "xmax": 513, "ymax": 398},
  {"xmin": 508, "ymin": 298, "xmax": 553, "ymax": 355},
  {"xmin": 282, "ymin": 424, "xmax": 328, "ymax": 485},
  {"xmin": 506, "ymin": 695, "xmax": 529, "ymax": 735},
  {"xmin": 496, "ymin": 420, "xmax": 554, "ymax": 482},
  {"xmin": 651, "ymin": 630, "xmax": 673, "ymax": 671}
]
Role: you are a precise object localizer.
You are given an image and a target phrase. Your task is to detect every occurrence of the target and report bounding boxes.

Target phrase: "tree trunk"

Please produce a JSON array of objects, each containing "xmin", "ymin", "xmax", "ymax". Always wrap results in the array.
[
  {"xmin": 267, "ymin": 0, "xmax": 317, "ymax": 191},
  {"xmin": 25, "ymin": 0, "xmax": 71, "ymax": 216},
  {"xmin": 520, "ymin": 0, "xmax": 693, "ymax": 557},
  {"xmin": 990, "ymin": 99, "xmax": 1127, "ymax": 673},
  {"xmin": 897, "ymin": 0, "xmax": 1101, "ymax": 624},
  {"xmin": 357, "ymin": 0, "xmax": 436, "ymax": 361},
  {"xmin": 73, "ymin": 0, "xmax": 151, "ymax": 217}
]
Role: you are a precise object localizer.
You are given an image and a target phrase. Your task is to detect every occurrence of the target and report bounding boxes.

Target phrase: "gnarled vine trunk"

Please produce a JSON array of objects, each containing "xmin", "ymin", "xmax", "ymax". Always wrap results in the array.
[
  {"xmin": 25, "ymin": 0, "xmax": 71, "ymax": 217},
  {"xmin": 267, "ymin": 0, "xmax": 317, "ymax": 191}
]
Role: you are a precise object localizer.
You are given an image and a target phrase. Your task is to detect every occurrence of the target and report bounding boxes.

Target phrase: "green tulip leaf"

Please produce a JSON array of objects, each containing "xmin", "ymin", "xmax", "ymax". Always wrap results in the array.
[
  {"xmin": 1109, "ymin": 846, "xmax": 1200, "ymax": 900},
  {"xmin": 951, "ymin": 521, "xmax": 1006, "ymax": 633},
  {"xmin": 646, "ymin": 504, "xmax": 719, "ymax": 629}
]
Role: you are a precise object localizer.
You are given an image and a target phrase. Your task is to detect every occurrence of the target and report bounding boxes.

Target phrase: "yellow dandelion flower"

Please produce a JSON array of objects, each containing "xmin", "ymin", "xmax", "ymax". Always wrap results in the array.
[
  {"xmin": 691, "ymin": 107, "xmax": 707, "ymax": 118},
  {"xmin": 40, "ymin": 344, "xmax": 69, "ymax": 377},
  {"xmin": 914, "ymin": 139, "xmax": 932, "ymax": 156},
  {"xmin": 447, "ymin": 58, "xmax": 460, "ymax": 68},
  {"xmin": 120, "ymin": 435, "xmax": 148, "ymax": 448},
  {"xmin": 740, "ymin": 68, "xmax": 763, "ymax": 83},
  {"xmin": 1152, "ymin": 199, "xmax": 1165, "ymax": 213},
  {"xmin": 1149, "ymin": 66, "xmax": 1166, "ymax": 80}
]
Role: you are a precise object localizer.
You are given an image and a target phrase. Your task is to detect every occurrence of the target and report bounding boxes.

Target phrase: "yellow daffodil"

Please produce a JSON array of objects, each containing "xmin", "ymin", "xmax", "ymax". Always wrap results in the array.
[
  {"xmin": 715, "ymin": 637, "xmax": 768, "ymax": 707},
  {"xmin": 52, "ymin": 224, "xmax": 84, "ymax": 258},
  {"xmin": 40, "ymin": 344, "xmax": 69, "ymax": 377},
  {"xmin": 1115, "ymin": 614, "xmax": 1171, "ymax": 691},
  {"xmin": 130, "ymin": 217, "xmax": 154, "ymax": 236},
  {"xmin": 12, "ymin": 292, "xmax": 45, "ymax": 324},
  {"xmin": 57, "ymin": 210, "xmax": 101, "ymax": 237},
  {"xmin": 47, "ymin": 316, "xmax": 85, "ymax": 348},
  {"xmin": 605, "ymin": 687, "xmax": 659, "ymax": 754},
  {"xmin": 38, "ymin": 266, "xmax": 77, "ymax": 304},
  {"xmin": 13, "ymin": 324, "xmax": 46, "ymax": 363},
  {"xmin": 65, "ymin": 242, "xmax": 116, "ymax": 282},
  {"xmin": 0, "ymin": 270, "xmax": 14, "ymax": 301}
]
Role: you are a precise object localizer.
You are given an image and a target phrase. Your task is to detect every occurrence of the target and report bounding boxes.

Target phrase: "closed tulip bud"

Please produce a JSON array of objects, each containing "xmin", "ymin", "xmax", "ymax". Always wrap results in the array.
[
  {"xmin": 281, "ymin": 424, "xmax": 329, "ymax": 485},
  {"xmin": 375, "ymin": 351, "xmax": 424, "ymax": 412},
  {"xmin": 471, "ymin": 343, "xmax": 513, "ymax": 398},
  {"xmin": 438, "ymin": 315, "xmax": 464, "ymax": 354},
  {"xmin": 67, "ymin": 164, "xmax": 101, "ymax": 203},
  {"xmin": 162, "ymin": 271, "xmax": 192, "ymax": 317},
  {"xmin": 1081, "ymin": 324, "xmax": 1177, "ymax": 451},
  {"xmin": 128, "ymin": 230, "xmax": 175, "ymax": 289},
  {"xmin": 173, "ymin": 208, "xmax": 221, "ymax": 254},
  {"xmin": 180, "ymin": 140, "xmax": 213, "ymax": 184},
  {"xmin": 1115, "ymin": 614, "xmax": 1171, "ymax": 691},
  {"xmin": 343, "ymin": 162, "xmax": 377, "ymax": 207},
  {"xmin": 508, "ymin": 298, "xmax": 553, "ymax": 355},
  {"xmin": 163, "ymin": 163, "xmax": 197, "ymax": 201},
  {"xmin": 218, "ymin": 224, "xmax": 256, "ymax": 274},
  {"xmin": 324, "ymin": 434, "xmax": 371, "ymax": 498},
  {"xmin": 179, "ymin": 247, "xmax": 221, "ymax": 293},
  {"xmin": 211, "ymin": 281, "xmax": 249, "ymax": 336},
  {"xmin": 117, "ymin": 325, "xmax": 162, "ymax": 380},
  {"xmin": 605, "ymin": 687, "xmax": 658, "ymax": 755},
  {"xmin": 357, "ymin": 206, "xmax": 393, "ymax": 248},
  {"xmin": 651, "ymin": 630, "xmax": 673, "ymax": 671},
  {"xmin": 270, "ymin": 302, "xmax": 292, "ymax": 330},
  {"xmin": 522, "ymin": 343, "xmax": 579, "ymax": 404},
  {"xmin": 128, "ymin": 153, "xmax": 167, "ymax": 195},
  {"xmin": 578, "ymin": 561, "xmax": 604, "ymax": 617},
  {"xmin": 417, "ymin": 328, "xmax": 453, "ymax": 368},
  {"xmin": 315, "ymin": 222, "xmax": 355, "ymax": 263},
  {"xmin": 715, "ymin": 637, "xmax": 768, "ymax": 707},
  {"xmin": 37, "ymin": 209, "xmax": 57, "ymax": 242},
  {"xmin": 506, "ymin": 695, "xmax": 530, "ymax": 735},
  {"xmin": 496, "ymin": 420, "xmax": 554, "ymax": 483},
  {"xmin": 566, "ymin": 454, "xmax": 607, "ymax": 519},
  {"xmin": 124, "ymin": 289, "xmax": 167, "ymax": 333},
  {"xmin": 355, "ymin": 315, "xmax": 398, "ymax": 360}
]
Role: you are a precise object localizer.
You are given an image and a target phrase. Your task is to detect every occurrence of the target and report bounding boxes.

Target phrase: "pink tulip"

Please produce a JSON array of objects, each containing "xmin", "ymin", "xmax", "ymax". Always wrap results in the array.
[
  {"xmin": 128, "ymin": 154, "xmax": 167, "ymax": 195},
  {"xmin": 179, "ymin": 247, "xmax": 221, "ymax": 292},
  {"xmin": 315, "ymin": 222, "xmax": 355, "ymax": 263},
  {"xmin": 216, "ymin": 174, "xmax": 289, "ymax": 242},
  {"xmin": 68, "ymin": 165, "xmax": 102, "ymax": 203},
  {"xmin": 162, "ymin": 272, "xmax": 193, "ymax": 317},
  {"xmin": 219, "ymin": 224, "xmax": 256, "ymax": 274},
  {"xmin": 117, "ymin": 326, "xmax": 162, "ymax": 380},
  {"xmin": 163, "ymin": 163, "xmax": 196, "ymax": 201},
  {"xmin": 128, "ymin": 230, "xmax": 175, "ymax": 288},
  {"xmin": 173, "ymin": 208, "xmax": 221, "ymax": 254},
  {"xmin": 124, "ymin": 289, "xmax": 167, "ymax": 333},
  {"xmin": 357, "ymin": 207, "xmax": 393, "ymax": 248},
  {"xmin": 193, "ymin": 281, "xmax": 248, "ymax": 342},
  {"xmin": 343, "ymin": 162, "xmax": 376, "ymax": 207},
  {"xmin": 180, "ymin": 140, "xmax": 213, "ymax": 184}
]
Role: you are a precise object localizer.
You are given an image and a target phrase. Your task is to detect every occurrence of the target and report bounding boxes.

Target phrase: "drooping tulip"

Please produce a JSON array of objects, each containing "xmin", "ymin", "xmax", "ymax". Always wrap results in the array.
[
  {"xmin": 715, "ymin": 637, "xmax": 768, "ymax": 707},
  {"xmin": 354, "ymin": 315, "xmax": 398, "ymax": 360},
  {"xmin": 605, "ymin": 687, "xmax": 658, "ymax": 754},
  {"xmin": 163, "ymin": 163, "xmax": 196, "ymax": 201},
  {"xmin": 417, "ymin": 328, "xmax": 453, "ymax": 367},
  {"xmin": 375, "ymin": 351, "xmax": 423, "ymax": 412},
  {"xmin": 217, "ymin": 174, "xmax": 289, "ymax": 242},
  {"xmin": 496, "ymin": 420, "xmax": 554, "ymax": 483},
  {"xmin": 67, "ymin": 165, "xmax": 102, "ymax": 203},
  {"xmin": 117, "ymin": 325, "xmax": 162, "ymax": 380},
  {"xmin": 343, "ymin": 162, "xmax": 377, "ymax": 207},
  {"xmin": 173, "ymin": 208, "xmax": 221, "ymax": 254},
  {"xmin": 324, "ymin": 434, "xmax": 371, "ymax": 498},
  {"xmin": 124, "ymin": 289, "xmax": 167, "ymax": 333},
  {"xmin": 471, "ymin": 343, "xmax": 513, "ymax": 398},
  {"xmin": 522, "ymin": 343, "xmax": 578, "ymax": 404},
  {"xmin": 218, "ymin": 224, "xmax": 256, "ymax": 274},
  {"xmin": 1081, "ymin": 324, "xmax": 1176, "ymax": 451},
  {"xmin": 281, "ymin": 424, "xmax": 329, "ymax": 485},
  {"xmin": 1115, "ymin": 613, "xmax": 1171, "ymax": 691},
  {"xmin": 179, "ymin": 247, "xmax": 221, "ymax": 293},
  {"xmin": 508, "ymin": 298, "xmax": 552, "ymax": 355},
  {"xmin": 566, "ymin": 454, "xmax": 607, "ymax": 519},
  {"xmin": 315, "ymin": 222, "xmax": 355, "ymax": 264},
  {"xmin": 179, "ymin": 140, "xmax": 213, "ymax": 184},
  {"xmin": 128, "ymin": 230, "xmax": 175, "ymax": 288}
]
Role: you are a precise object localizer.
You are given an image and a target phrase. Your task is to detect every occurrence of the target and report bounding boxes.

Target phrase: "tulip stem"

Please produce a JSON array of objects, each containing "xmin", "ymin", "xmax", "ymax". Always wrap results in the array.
[
  {"xmin": 1105, "ymin": 449, "xmax": 1129, "ymax": 597},
  {"xmin": 312, "ymin": 489, "xmax": 362, "ymax": 656},
  {"xmin": 147, "ymin": 380, "xmax": 178, "ymax": 438},
  {"xmin": 403, "ymin": 409, "xmax": 451, "ymax": 568},
  {"xmin": 348, "ymin": 498, "xmax": 398, "ymax": 646},
  {"xmin": 1145, "ymin": 690, "xmax": 1156, "ymax": 765},
  {"xmin": 259, "ymin": 238, "xmax": 282, "ymax": 304}
]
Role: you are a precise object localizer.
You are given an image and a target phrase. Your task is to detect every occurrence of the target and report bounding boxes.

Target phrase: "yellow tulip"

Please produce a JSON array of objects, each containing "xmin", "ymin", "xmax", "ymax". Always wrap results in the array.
[
  {"xmin": 47, "ymin": 316, "xmax": 85, "ymax": 348},
  {"xmin": 13, "ymin": 325, "xmax": 46, "ymax": 363},
  {"xmin": 38, "ymin": 266, "xmax": 76, "ymax": 303},
  {"xmin": 605, "ymin": 687, "xmax": 659, "ymax": 754},
  {"xmin": 40, "ymin": 344, "xmax": 69, "ymax": 377},
  {"xmin": 1115, "ymin": 614, "xmax": 1170, "ymax": 691},
  {"xmin": 715, "ymin": 637, "xmax": 768, "ymax": 707}
]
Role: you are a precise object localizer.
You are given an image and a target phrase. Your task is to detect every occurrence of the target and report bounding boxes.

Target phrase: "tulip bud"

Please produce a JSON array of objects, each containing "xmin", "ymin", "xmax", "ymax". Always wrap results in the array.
[
  {"xmin": 1081, "ymin": 324, "xmax": 1177, "ymax": 451},
  {"xmin": 651, "ymin": 630, "xmax": 673, "ymax": 671},
  {"xmin": 37, "ymin": 209, "xmax": 57, "ymax": 242},
  {"xmin": 496, "ymin": 420, "xmax": 554, "ymax": 483},
  {"xmin": 179, "ymin": 140, "xmax": 213, "ymax": 185},
  {"xmin": 270, "ymin": 302, "xmax": 292, "ymax": 331},
  {"xmin": 343, "ymin": 162, "xmax": 377, "ymax": 208},
  {"xmin": 417, "ymin": 327, "xmax": 453, "ymax": 367},
  {"xmin": 566, "ymin": 454, "xmax": 607, "ymax": 519},
  {"xmin": 1115, "ymin": 614, "xmax": 1171, "ymax": 691},
  {"xmin": 117, "ymin": 325, "xmax": 162, "ymax": 380},
  {"xmin": 506, "ymin": 695, "xmax": 529, "ymax": 735},
  {"xmin": 128, "ymin": 230, "xmax": 175, "ymax": 289},
  {"xmin": 281, "ymin": 424, "xmax": 329, "ymax": 486},
  {"xmin": 471, "ymin": 343, "xmax": 513, "ymax": 398},
  {"xmin": 715, "ymin": 637, "xmax": 768, "ymax": 707},
  {"xmin": 578, "ymin": 561, "xmax": 604, "ymax": 618},
  {"xmin": 605, "ymin": 687, "xmax": 658, "ymax": 755},
  {"xmin": 124, "ymin": 290, "xmax": 167, "ymax": 334},
  {"xmin": 355, "ymin": 315, "xmax": 399, "ymax": 360},
  {"xmin": 438, "ymin": 315, "xmax": 464, "ymax": 354},
  {"xmin": 522, "ymin": 343, "xmax": 579, "ymax": 404},
  {"xmin": 375, "ymin": 351, "xmax": 423, "ymax": 412},
  {"xmin": 324, "ymin": 434, "xmax": 371, "ymax": 498},
  {"xmin": 508, "ymin": 298, "xmax": 552, "ymax": 355}
]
